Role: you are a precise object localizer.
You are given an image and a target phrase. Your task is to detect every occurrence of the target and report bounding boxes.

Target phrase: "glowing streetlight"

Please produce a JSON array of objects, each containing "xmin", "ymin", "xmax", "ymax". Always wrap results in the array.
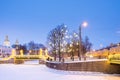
[
  {"xmin": 79, "ymin": 21, "xmax": 88, "ymax": 60},
  {"xmin": 82, "ymin": 21, "xmax": 88, "ymax": 27}
]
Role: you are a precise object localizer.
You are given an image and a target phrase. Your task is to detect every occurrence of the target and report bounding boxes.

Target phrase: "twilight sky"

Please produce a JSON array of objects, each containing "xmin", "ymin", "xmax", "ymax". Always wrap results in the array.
[{"xmin": 0, "ymin": 0, "xmax": 120, "ymax": 49}]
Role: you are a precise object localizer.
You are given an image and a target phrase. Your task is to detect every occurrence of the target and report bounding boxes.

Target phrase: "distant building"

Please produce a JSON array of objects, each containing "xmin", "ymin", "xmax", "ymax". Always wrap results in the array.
[
  {"xmin": 91, "ymin": 43, "xmax": 120, "ymax": 58},
  {"xmin": 15, "ymin": 39, "xmax": 19, "ymax": 45},
  {"xmin": 14, "ymin": 39, "xmax": 21, "ymax": 55},
  {"xmin": 0, "ymin": 36, "xmax": 12, "ymax": 57}
]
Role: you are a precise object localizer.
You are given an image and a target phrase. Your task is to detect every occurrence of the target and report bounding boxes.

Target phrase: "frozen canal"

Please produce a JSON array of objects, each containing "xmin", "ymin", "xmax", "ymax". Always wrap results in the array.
[{"xmin": 0, "ymin": 64, "xmax": 120, "ymax": 80}]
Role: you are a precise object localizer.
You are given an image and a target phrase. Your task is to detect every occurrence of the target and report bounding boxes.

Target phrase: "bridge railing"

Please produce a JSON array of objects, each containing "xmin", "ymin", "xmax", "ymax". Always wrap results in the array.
[
  {"xmin": 15, "ymin": 55, "xmax": 40, "ymax": 59},
  {"xmin": 1, "ymin": 49, "xmax": 54, "ymax": 61}
]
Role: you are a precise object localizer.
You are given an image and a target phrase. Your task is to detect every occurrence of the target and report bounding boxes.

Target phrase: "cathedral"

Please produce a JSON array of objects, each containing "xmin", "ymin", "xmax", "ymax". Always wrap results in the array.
[{"xmin": 0, "ymin": 36, "xmax": 12, "ymax": 57}]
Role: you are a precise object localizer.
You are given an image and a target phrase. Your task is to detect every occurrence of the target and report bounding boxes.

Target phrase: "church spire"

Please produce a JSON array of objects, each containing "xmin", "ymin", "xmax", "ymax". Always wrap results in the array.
[{"xmin": 4, "ymin": 35, "xmax": 10, "ymax": 47}]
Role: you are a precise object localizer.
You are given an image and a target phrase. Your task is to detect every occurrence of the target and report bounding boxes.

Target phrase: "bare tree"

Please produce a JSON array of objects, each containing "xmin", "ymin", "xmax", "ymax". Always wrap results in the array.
[
  {"xmin": 56, "ymin": 24, "xmax": 67, "ymax": 61},
  {"xmin": 82, "ymin": 36, "xmax": 92, "ymax": 59},
  {"xmin": 27, "ymin": 41, "xmax": 45, "ymax": 55},
  {"xmin": 69, "ymin": 32, "xmax": 79, "ymax": 61},
  {"xmin": 47, "ymin": 24, "xmax": 67, "ymax": 61},
  {"xmin": 47, "ymin": 28, "xmax": 57, "ymax": 61},
  {"xmin": 69, "ymin": 34, "xmax": 92, "ymax": 61}
]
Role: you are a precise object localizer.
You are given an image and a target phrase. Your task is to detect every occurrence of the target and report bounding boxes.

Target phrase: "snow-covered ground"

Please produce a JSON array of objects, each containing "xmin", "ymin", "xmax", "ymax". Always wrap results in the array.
[
  {"xmin": 24, "ymin": 60, "xmax": 39, "ymax": 64},
  {"xmin": 0, "ymin": 64, "xmax": 120, "ymax": 80}
]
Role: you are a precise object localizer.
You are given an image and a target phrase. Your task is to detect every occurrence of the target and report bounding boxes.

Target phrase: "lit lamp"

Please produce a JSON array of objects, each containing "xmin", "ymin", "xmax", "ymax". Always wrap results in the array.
[{"xmin": 79, "ymin": 21, "xmax": 88, "ymax": 60}]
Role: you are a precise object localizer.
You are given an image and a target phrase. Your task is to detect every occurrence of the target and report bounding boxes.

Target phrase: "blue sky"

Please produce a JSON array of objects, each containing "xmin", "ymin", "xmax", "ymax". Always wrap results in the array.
[{"xmin": 0, "ymin": 0, "xmax": 120, "ymax": 49}]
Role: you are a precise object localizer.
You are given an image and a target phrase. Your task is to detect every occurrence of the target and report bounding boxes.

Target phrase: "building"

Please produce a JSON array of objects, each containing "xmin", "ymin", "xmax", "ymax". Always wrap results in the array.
[
  {"xmin": 90, "ymin": 43, "xmax": 120, "ymax": 58},
  {"xmin": 0, "ymin": 36, "xmax": 12, "ymax": 57}
]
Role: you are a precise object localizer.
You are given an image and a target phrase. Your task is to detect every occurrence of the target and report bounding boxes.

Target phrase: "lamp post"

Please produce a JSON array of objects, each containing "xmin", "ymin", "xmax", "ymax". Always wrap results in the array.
[{"xmin": 79, "ymin": 22, "xmax": 88, "ymax": 60}]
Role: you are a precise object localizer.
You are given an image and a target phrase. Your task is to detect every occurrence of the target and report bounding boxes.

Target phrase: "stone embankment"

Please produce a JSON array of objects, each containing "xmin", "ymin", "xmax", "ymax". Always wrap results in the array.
[{"xmin": 46, "ymin": 59, "xmax": 120, "ymax": 74}]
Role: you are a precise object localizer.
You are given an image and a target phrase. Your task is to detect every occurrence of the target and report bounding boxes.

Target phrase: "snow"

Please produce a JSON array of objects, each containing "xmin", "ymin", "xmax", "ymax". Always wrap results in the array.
[
  {"xmin": 0, "ymin": 64, "xmax": 120, "ymax": 80},
  {"xmin": 0, "ymin": 58, "xmax": 2, "ymax": 60},
  {"xmin": 24, "ymin": 60, "xmax": 39, "ymax": 64}
]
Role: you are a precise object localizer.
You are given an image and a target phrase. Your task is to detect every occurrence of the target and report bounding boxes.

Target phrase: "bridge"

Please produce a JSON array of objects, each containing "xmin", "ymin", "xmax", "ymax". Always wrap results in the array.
[
  {"xmin": 1, "ymin": 49, "xmax": 120, "ymax": 65},
  {"xmin": 108, "ymin": 53, "xmax": 120, "ymax": 64},
  {"xmin": 1, "ymin": 49, "xmax": 54, "ymax": 63}
]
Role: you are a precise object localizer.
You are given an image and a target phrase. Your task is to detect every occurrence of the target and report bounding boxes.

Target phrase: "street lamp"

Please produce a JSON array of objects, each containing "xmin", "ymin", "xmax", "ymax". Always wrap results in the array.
[
  {"xmin": 79, "ymin": 21, "xmax": 88, "ymax": 60},
  {"xmin": 82, "ymin": 22, "xmax": 88, "ymax": 27}
]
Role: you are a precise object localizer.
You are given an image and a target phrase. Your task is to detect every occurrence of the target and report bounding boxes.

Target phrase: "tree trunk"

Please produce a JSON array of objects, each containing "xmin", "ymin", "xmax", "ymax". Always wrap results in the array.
[{"xmin": 54, "ymin": 52, "xmax": 56, "ymax": 61}]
